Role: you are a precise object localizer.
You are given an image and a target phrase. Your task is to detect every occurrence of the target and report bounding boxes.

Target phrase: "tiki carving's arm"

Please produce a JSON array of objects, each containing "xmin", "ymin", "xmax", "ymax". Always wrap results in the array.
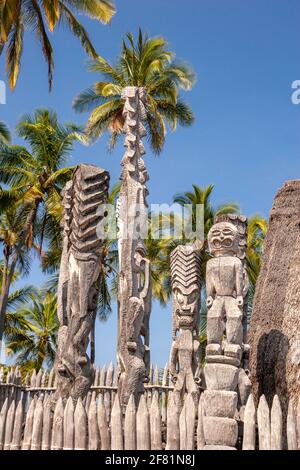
[
  {"xmin": 172, "ymin": 303, "xmax": 179, "ymax": 340},
  {"xmin": 206, "ymin": 262, "xmax": 215, "ymax": 308},
  {"xmin": 169, "ymin": 340, "xmax": 178, "ymax": 383},
  {"xmin": 242, "ymin": 266, "xmax": 250, "ymax": 298},
  {"xmin": 140, "ymin": 258, "xmax": 150, "ymax": 300},
  {"xmin": 193, "ymin": 339, "xmax": 201, "ymax": 385},
  {"xmin": 235, "ymin": 259, "xmax": 244, "ymax": 306},
  {"xmin": 127, "ymin": 297, "xmax": 144, "ymax": 352}
]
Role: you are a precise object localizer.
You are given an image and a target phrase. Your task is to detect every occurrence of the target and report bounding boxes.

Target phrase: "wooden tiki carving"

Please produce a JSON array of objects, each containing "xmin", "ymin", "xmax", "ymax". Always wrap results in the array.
[
  {"xmin": 117, "ymin": 87, "xmax": 152, "ymax": 407},
  {"xmin": 54, "ymin": 164, "xmax": 110, "ymax": 403},
  {"xmin": 202, "ymin": 216, "xmax": 250, "ymax": 449},
  {"xmin": 169, "ymin": 245, "xmax": 202, "ymax": 405}
]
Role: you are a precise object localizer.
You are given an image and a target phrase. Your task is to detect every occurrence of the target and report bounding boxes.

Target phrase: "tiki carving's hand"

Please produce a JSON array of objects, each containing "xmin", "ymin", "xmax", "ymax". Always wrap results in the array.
[
  {"xmin": 171, "ymin": 373, "xmax": 178, "ymax": 384},
  {"xmin": 194, "ymin": 376, "xmax": 201, "ymax": 385},
  {"xmin": 206, "ymin": 296, "xmax": 214, "ymax": 309},
  {"xmin": 127, "ymin": 341, "xmax": 137, "ymax": 352}
]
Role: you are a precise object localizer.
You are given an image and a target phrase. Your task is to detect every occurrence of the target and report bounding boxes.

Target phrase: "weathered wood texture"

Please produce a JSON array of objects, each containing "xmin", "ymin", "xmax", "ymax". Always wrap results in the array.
[
  {"xmin": 117, "ymin": 86, "xmax": 152, "ymax": 407},
  {"xmin": 0, "ymin": 364, "xmax": 172, "ymax": 415},
  {"xmin": 1, "ymin": 368, "xmax": 299, "ymax": 450},
  {"xmin": 55, "ymin": 164, "xmax": 110, "ymax": 403}
]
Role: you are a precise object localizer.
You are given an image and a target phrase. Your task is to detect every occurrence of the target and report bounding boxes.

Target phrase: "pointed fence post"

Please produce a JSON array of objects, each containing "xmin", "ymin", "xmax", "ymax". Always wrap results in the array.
[
  {"xmin": 257, "ymin": 395, "xmax": 270, "ymax": 450},
  {"xmin": 147, "ymin": 364, "xmax": 153, "ymax": 408},
  {"xmin": 0, "ymin": 397, "xmax": 9, "ymax": 450},
  {"xmin": 166, "ymin": 392, "xmax": 180, "ymax": 450},
  {"xmin": 150, "ymin": 391, "xmax": 162, "ymax": 450},
  {"xmin": 36, "ymin": 369, "xmax": 43, "ymax": 388},
  {"xmin": 22, "ymin": 398, "xmax": 36, "ymax": 450},
  {"xmin": 242, "ymin": 394, "xmax": 256, "ymax": 450},
  {"xmin": 100, "ymin": 365, "xmax": 106, "ymax": 393},
  {"xmin": 179, "ymin": 394, "xmax": 195, "ymax": 450},
  {"xmin": 287, "ymin": 400, "xmax": 297, "ymax": 450},
  {"xmin": 51, "ymin": 397, "xmax": 64, "ymax": 450},
  {"xmin": 270, "ymin": 395, "xmax": 282, "ymax": 450},
  {"xmin": 10, "ymin": 399, "xmax": 23, "ymax": 450},
  {"xmin": 161, "ymin": 364, "xmax": 168, "ymax": 424},
  {"xmin": 42, "ymin": 395, "xmax": 52, "ymax": 450},
  {"xmin": 4, "ymin": 399, "xmax": 15, "ymax": 450},
  {"xmin": 110, "ymin": 394, "xmax": 123, "ymax": 450},
  {"xmin": 104, "ymin": 362, "xmax": 114, "ymax": 423},
  {"xmin": 48, "ymin": 368, "xmax": 55, "ymax": 388},
  {"xmin": 31, "ymin": 396, "xmax": 44, "ymax": 450},
  {"xmin": 136, "ymin": 394, "xmax": 150, "ymax": 450},
  {"xmin": 88, "ymin": 394, "xmax": 99, "ymax": 450},
  {"xmin": 63, "ymin": 397, "xmax": 74, "ymax": 450},
  {"xmin": 197, "ymin": 394, "xmax": 205, "ymax": 450},
  {"xmin": 98, "ymin": 394, "xmax": 111, "ymax": 450},
  {"xmin": 74, "ymin": 398, "xmax": 88, "ymax": 450},
  {"xmin": 124, "ymin": 394, "xmax": 136, "ymax": 450}
]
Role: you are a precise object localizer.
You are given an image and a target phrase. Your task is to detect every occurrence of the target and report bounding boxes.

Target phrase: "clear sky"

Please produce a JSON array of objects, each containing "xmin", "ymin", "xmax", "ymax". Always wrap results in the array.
[{"xmin": 0, "ymin": 0, "xmax": 299, "ymax": 367}]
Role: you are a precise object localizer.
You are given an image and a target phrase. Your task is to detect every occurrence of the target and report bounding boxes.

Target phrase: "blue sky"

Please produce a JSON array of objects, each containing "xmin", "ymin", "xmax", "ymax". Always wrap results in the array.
[{"xmin": 0, "ymin": 0, "xmax": 299, "ymax": 367}]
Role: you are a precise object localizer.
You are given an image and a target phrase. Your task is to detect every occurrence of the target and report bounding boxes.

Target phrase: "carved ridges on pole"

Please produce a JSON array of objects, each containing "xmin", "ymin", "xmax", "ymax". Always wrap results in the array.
[
  {"xmin": 117, "ymin": 86, "xmax": 152, "ymax": 408},
  {"xmin": 54, "ymin": 163, "xmax": 110, "ymax": 404},
  {"xmin": 62, "ymin": 164, "xmax": 110, "ymax": 259},
  {"xmin": 120, "ymin": 86, "xmax": 148, "ymax": 185},
  {"xmin": 170, "ymin": 245, "xmax": 201, "ymax": 293}
]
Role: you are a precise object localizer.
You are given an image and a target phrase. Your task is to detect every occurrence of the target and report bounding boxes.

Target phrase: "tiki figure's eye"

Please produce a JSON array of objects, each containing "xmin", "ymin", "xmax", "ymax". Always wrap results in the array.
[
  {"xmin": 176, "ymin": 291, "xmax": 184, "ymax": 304},
  {"xmin": 188, "ymin": 290, "xmax": 198, "ymax": 303}
]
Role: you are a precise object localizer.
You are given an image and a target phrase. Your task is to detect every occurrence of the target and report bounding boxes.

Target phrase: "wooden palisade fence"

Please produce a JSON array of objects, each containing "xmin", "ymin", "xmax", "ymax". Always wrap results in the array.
[{"xmin": 0, "ymin": 366, "xmax": 300, "ymax": 450}]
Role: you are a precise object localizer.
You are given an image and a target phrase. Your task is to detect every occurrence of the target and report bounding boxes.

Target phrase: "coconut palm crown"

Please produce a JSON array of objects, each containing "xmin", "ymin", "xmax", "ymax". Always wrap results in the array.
[{"xmin": 73, "ymin": 28, "xmax": 196, "ymax": 154}]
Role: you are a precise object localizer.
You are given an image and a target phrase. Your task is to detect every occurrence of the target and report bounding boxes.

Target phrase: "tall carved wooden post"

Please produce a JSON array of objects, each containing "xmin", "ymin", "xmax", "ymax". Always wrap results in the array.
[
  {"xmin": 202, "ymin": 218, "xmax": 250, "ymax": 449},
  {"xmin": 169, "ymin": 245, "xmax": 202, "ymax": 406},
  {"xmin": 117, "ymin": 87, "xmax": 152, "ymax": 407},
  {"xmin": 54, "ymin": 164, "xmax": 110, "ymax": 403}
]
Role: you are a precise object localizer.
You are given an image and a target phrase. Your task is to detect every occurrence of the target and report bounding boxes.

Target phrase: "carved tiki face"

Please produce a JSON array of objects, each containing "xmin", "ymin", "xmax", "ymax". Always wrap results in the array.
[
  {"xmin": 173, "ymin": 284, "xmax": 200, "ymax": 329},
  {"xmin": 208, "ymin": 222, "xmax": 239, "ymax": 257}
]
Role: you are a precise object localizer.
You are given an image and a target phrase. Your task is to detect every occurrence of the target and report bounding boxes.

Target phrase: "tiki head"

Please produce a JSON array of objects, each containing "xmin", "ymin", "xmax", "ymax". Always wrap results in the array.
[
  {"xmin": 170, "ymin": 245, "xmax": 201, "ymax": 331},
  {"xmin": 208, "ymin": 221, "xmax": 239, "ymax": 257}
]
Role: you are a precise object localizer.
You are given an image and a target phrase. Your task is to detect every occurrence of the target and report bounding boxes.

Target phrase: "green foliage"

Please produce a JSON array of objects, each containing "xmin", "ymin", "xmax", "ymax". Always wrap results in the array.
[
  {"xmin": 246, "ymin": 215, "xmax": 268, "ymax": 316},
  {"xmin": 0, "ymin": 121, "xmax": 11, "ymax": 145},
  {"xmin": 74, "ymin": 28, "xmax": 196, "ymax": 154},
  {"xmin": 0, "ymin": 0, "xmax": 116, "ymax": 89},
  {"xmin": 5, "ymin": 291, "xmax": 59, "ymax": 372},
  {"xmin": 0, "ymin": 109, "xmax": 83, "ymax": 253}
]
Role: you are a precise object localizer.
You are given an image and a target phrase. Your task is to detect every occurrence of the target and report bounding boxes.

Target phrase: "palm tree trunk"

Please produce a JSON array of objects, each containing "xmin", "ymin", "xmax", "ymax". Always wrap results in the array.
[
  {"xmin": 0, "ymin": 199, "xmax": 41, "ymax": 343},
  {"xmin": 23, "ymin": 198, "xmax": 41, "ymax": 248},
  {"xmin": 0, "ymin": 251, "xmax": 18, "ymax": 342}
]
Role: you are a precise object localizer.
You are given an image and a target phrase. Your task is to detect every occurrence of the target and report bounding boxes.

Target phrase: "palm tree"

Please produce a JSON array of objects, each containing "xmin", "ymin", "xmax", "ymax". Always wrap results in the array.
[
  {"xmin": 0, "ymin": 121, "xmax": 10, "ymax": 144},
  {"xmin": 0, "ymin": 109, "xmax": 83, "ymax": 340},
  {"xmin": 0, "ymin": 203, "xmax": 32, "ymax": 342},
  {"xmin": 5, "ymin": 291, "xmax": 59, "ymax": 372},
  {"xmin": 246, "ymin": 215, "xmax": 268, "ymax": 314},
  {"xmin": 0, "ymin": 0, "xmax": 116, "ymax": 90},
  {"xmin": 173, "ymin": 184, "xmax": 240, "ymax": 283},
  {"xmin": 1, "ymin": 266, "xmax": 36, "ymax": 341},
  {"xmin": 73, "ymin": 28, "xmax": 195, "ymax": 152},
  {"xmin": 0, "ymin": 109, "xmax": 84, "ymax": 249}
]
